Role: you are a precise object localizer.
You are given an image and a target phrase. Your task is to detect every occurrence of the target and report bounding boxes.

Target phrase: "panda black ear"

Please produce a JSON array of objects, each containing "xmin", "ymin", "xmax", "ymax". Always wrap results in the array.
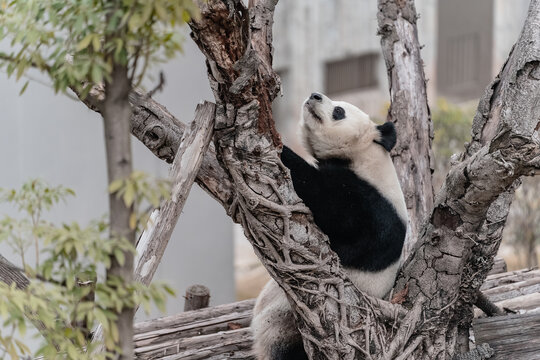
[{"xmin": 375, "ymin": 122, "xmax": 397, "ymax": 152}]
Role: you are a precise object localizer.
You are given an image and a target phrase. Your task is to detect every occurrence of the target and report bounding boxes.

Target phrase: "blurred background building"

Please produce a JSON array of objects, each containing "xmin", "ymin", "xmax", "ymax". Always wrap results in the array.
[{"xmin": 0, "ymin": 0, "xmax": 536, "ymax": 316}]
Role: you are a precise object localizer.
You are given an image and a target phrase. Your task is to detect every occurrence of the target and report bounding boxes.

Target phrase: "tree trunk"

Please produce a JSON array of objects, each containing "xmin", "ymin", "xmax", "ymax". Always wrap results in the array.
[
  {"xmin": 377, "ymin": 0, "xmax": 434, "ymax": 260},
  {"xmin": 102, "ymin": 62, "xmax": 135, "ymax": 359}
]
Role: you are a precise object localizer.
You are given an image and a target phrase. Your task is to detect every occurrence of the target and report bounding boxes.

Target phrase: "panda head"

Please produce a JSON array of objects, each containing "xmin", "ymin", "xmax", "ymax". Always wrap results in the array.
[{"xmin": 299, "ymin": 92, "xmax": 396, "ymax": 162}]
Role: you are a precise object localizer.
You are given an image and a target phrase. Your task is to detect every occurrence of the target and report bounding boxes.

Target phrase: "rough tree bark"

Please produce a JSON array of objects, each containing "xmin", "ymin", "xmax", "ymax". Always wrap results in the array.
[
  {"xmin": 377, "ymin": 0, "xmax": 434, "ymax": 260},
  {"xmin": 102, "ymin": 62, "xmax": 135, "ymax": 359}
]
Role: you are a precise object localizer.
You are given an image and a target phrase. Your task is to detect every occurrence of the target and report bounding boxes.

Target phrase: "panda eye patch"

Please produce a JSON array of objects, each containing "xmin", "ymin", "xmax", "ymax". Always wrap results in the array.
[{"xmin": 332, "ymin": 106, "xmax": 346, "ymax": 120}]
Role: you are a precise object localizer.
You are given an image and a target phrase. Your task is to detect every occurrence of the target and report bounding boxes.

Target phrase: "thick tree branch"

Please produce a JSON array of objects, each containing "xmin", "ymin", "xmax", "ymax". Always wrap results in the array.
[{"xmin": 377, "ymin": 0, "xmax": 434, "ymax": 259}]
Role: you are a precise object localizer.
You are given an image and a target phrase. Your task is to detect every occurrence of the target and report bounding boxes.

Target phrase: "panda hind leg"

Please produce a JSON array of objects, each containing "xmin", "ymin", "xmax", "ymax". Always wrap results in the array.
[{"xmin": 270, "ymin": 340, "xmax": 308, "ymax": 360}]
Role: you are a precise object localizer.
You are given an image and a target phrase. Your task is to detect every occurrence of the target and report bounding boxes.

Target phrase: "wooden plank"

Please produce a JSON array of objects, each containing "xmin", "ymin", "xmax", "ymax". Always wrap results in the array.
[
  {"xmin": 481, "ymin": 269, "xmax": 540, "ymax": 291},
  {"xmin": 135, "ymin": 328, "xmax": 253, "ymax": 359},
  {"xmin": 473, "ymin": 313, "xmax": 540, "ymax": 360},
  {"xmin": 482, "ymin": 277, "xmax": 540, "ymax": 303}
]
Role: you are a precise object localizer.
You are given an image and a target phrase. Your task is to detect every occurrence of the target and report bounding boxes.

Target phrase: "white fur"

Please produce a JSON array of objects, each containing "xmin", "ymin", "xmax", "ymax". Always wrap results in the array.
[
  {"xmin": 345, "ymin": 261, "xmax": 400, "ymax": 298},
  {"xmin": 252, "ymin": 281, "xmax": 301, "ymax": 360},
  {"xmin": 300, "ymin": 94, "xmax": 407, "ymax": 223}
]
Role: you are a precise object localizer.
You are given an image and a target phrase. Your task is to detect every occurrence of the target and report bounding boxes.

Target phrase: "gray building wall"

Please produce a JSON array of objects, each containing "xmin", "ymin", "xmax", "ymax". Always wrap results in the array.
[{"xmin": 0, "ymin": 37, "xmax": 235, "ymax": 324}]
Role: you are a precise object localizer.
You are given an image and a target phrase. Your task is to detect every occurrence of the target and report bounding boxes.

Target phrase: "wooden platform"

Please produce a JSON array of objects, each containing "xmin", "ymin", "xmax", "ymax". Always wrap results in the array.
[
  {"xmin": 133, "ymin": 261, "xmax": 540, "ymax": 359},
  {"xmin": 134, "ymin": 299, "xmax": 255, "ymax": 359}
]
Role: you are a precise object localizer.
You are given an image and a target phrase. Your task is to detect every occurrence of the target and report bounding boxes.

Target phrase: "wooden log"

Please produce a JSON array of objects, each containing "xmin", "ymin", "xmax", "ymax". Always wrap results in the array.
[
  {"xmin": 481, "ymin": 269, "xmax": 540, "ymax": 291},
  {"xmin": 160, "ymin": 350, "xmax": 255, "ymax": 360},
  {"xmin": 487, "ymin": 257, "xmax": 507, "ymax": 276},
  {"xmin": 135, "ymin": 327, "xmax": 253, "ymax": 359},
  {"xmin": 135, "ymin": 102, "xmax": 216, "ymax": 287},
  {"xmin": 184, "ymin": 285, "xmax": 210, "ymax": 311},
  {"xmin": 495, "ymin": 292, "xmax": 540, "ymax": 313},
  {"xmin": 473, "ymin": 313, "xmax": 540, "ymax": 360},
  {"xmin": 134, "ymin": 309, "xmax": 252, "ymax": 348},
  {"xmin": 92, "ymin": 102, "xmax": 216, "ymax": 350},
  {"xmin": 481, "ymin": 277, "xmax": 540, "ymax": 303},
  {"xmin": 134, "ymin": 299, "xmax": 255, "ymax": 334}
]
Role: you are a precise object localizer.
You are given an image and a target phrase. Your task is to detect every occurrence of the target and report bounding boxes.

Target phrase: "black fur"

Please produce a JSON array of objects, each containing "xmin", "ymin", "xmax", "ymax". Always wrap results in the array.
[
  {"xmin": 271, "ymin": 340, "xmax": 309, "ymax": 360},
  {"xmin": 332, "ymin": 106, "xmax": 346, "ymax": 120},
  {"xmin": 281, "ymin": 146, "xmax": 405, "ymax": 272},
  {"xmin": 374, "ymin": 122, "xmax": 397, "ymax": 152}
]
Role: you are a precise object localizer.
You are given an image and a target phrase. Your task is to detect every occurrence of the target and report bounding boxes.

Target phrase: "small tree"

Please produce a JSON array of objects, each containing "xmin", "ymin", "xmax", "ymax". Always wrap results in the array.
[{"xmin": 0, "ymin": 0, "xmax": 197, "ymax": 357}]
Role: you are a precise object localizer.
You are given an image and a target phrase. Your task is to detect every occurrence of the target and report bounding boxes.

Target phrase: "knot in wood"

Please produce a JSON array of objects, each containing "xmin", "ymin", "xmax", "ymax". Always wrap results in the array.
[{"xmin": 143, "ymin": 125, "xmax": 165, "ymax": 148}]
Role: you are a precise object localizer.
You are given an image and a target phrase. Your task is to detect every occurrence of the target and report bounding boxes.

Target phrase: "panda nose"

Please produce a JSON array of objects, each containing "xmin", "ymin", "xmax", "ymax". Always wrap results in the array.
[{"xmin": 310, "ymin": 93, "xmax": 323, "ymax": 101}]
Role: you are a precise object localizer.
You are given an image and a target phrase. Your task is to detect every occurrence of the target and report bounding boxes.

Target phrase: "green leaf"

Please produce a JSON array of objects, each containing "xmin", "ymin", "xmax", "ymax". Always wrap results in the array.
[
  {"xmin": 114, "ymin": 248, "xmax": 125, "ymax": 266},
  {"xmin": 129, "ymin": 212, "xmax": 137, "ymax": 230},
  {"xmin": 76, "ymin": 34, "xmax": 94, "ymax": 51},
  {"xmin": 91, "ymin": 64, "xmax": 102, "ymax": 84},
  {"xmin": 123, "ymin": 181, "xmax": 135, "ymax": 207},
  {"xmin": 108, "ymin": 179, "xmax": 123, "ymax": 194},
  {"xmin": 182, "ymin": 9, "xmax": 191, "ymax": 23},
  {"xmin": 91, "ymin": 35, "xmax": 101, "ymax": 52},
  {"xmin": 154, "ymin": 2, "xmax": 168, "ymax": 21},
  {"xmin": 128, "ymin": 13, "xmax": 142, "ymax": 31},
  {"xmin": 19, "ymin": 80, "xmax": 29, "ymax": 95}
]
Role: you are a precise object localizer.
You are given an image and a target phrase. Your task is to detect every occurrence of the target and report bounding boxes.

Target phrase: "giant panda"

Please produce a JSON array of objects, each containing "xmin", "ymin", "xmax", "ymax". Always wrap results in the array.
[{"xmin": 251, "ymin": 92, "xmax": 408, "ymax": 360}]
